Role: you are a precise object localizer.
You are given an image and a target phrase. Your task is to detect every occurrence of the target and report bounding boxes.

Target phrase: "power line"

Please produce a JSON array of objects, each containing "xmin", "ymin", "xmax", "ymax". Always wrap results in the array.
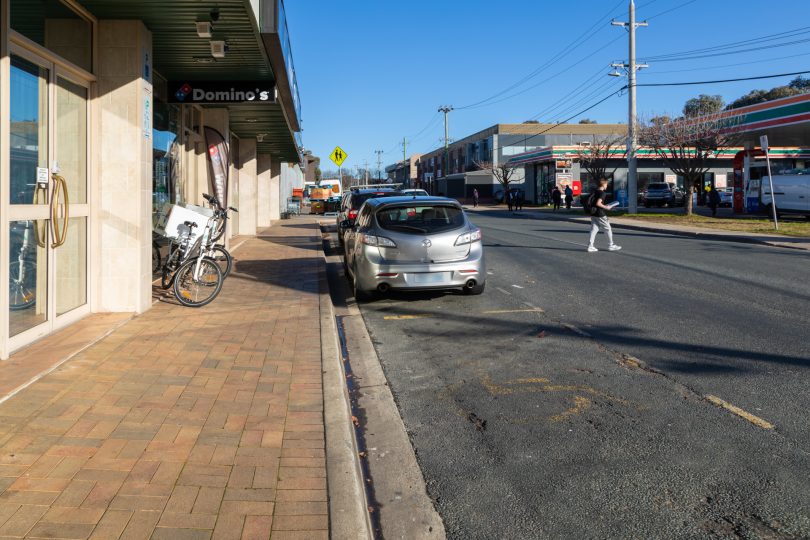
[
  {"xmin": 455, "ymin": 0, "xmax": 626, "ymax": 110},
  {"xmin": 640, "ymin": 26, "xmax": 810, "ymax": 62},
  {"xmin": 643, "ymin": 0, "xmax": 698, "ymax": 21},
  {"xmin": 642, "ymin": 51, "xmax": 810, "ymax": 76},
  {"xmin": 635, "ymin": 69, "xmax": 810, "ymax": 87}
]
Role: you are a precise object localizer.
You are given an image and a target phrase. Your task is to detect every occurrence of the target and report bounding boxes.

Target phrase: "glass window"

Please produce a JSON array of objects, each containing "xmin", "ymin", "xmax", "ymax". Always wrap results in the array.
[
  {"xmin": 10, "ymin": 56, "xmax": 48, "ymax": 205},
  {"xmin": 153, "ymin": 99, "xmax": 182, "ymax": 219},
  {"xmin": 11, "ymin": 0, "xmax": 93, "ymax": 73},
  {"xmin": 376, "ymin": 205, "xmax": 465, "ymax": 234}
]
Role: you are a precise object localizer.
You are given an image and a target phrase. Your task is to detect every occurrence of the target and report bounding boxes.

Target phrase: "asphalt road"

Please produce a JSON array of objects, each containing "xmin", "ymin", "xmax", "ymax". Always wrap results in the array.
[{"xmin": 338, "ymin": 210, "xmax": 810, "ymax": 540}]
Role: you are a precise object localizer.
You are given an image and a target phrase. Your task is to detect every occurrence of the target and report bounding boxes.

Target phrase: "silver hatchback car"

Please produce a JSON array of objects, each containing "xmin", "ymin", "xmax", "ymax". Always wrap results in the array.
[{"xmin": 341, "ymin": 196, "xmax": 485, "ymax": 300}]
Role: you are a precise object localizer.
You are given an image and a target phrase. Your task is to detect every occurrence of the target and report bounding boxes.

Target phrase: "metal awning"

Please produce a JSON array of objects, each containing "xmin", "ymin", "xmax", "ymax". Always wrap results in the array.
[{"xmin": 76, "ymin": 0, "xmax": 300, "ymax": 161}]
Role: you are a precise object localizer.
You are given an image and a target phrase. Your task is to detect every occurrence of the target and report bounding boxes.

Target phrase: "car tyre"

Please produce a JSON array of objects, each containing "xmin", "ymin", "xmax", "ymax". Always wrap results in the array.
[
  {"xmin": 351, "ymin": 263, "xmax": 374, "ymax": 302},
  {"xmin": 464, "ymin": 282, "xmax": 486, "ymax": 295}
]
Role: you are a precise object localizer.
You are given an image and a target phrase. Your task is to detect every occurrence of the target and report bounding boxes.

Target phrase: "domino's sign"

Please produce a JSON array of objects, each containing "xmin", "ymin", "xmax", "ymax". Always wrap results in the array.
[{"xmin": 169, "ymin": 81, "xmax": 276, "ymax": 104}]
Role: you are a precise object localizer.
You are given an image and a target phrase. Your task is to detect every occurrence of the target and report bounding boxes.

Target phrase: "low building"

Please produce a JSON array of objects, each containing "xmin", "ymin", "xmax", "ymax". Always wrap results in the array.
[
  {"xmin": 385, "ymin": 154, "xmax": 421, "ymax": 187},
  {"xmin": 415, "ymin": 123, "xmax": 626, "ymax": 199}
]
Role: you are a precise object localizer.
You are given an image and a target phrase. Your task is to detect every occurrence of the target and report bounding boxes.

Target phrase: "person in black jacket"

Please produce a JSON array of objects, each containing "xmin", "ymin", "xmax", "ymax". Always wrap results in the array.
[
  {"xmin": 708, "ymin": 186, "xmax": 721, "ymax": 217},
  {"xmin": 552, "ymin": 186, "xmax": 562, "ymax": 211}
]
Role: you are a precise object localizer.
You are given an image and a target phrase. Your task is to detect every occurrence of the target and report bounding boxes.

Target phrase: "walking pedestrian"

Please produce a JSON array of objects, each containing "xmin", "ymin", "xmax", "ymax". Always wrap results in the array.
[
  {"xmin": 516, "ymin": 190, "xmax": 524, "ymax": 211},
  {"xmin": 473, "ymin": 188, "xmax": 479, "ymax": 208},
  {"xmin": 564, "ymin": 185, "xmax": 573, "ymax": 210},
  {"xmin": 506, "ymin": 190, "xmax": 513, "ymax": 211},
  {"xmin": 552, "ymin": 186, "xmax": 562, "ymax": 211},
  {"xmin": 708, "ymin": 186, "xmax": 721, "ymax": 217},
  {"xmin": 587, "ymin": 177, "xmax": 621, "ymax": 253}
]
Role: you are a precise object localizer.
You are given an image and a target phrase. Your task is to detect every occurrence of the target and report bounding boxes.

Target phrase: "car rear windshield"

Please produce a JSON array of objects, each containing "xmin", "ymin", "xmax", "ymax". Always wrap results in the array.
[
  {"xmin": 648, "ymin": 183, "xmax": 670, "ymax": 190},
  {"xmin": 376, "ymin": 205, "xmax": 465, "ymax": 234},
  {"xmin": 352, "ymin": 191, "xmax": 400, "ymax": 209}
]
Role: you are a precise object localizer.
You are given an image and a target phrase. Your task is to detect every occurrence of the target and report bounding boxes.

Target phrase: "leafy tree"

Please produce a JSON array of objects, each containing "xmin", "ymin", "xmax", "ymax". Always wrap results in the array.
[
  {"xmin": 523, "ymin": 120, "xmax": 540, "ymax": 124},
  {"xmin": 314, "ymin": 166, "xmax": 322, "ymax": 182},
  {"xmin": 726, "ymin": 76, "xmax": 810, "ymax": 109},
  {"xmin": 578, "ymin": 118, "xmax": 598, "ymax": 124},
  {"xmin": 683, "ymin": 94, "xmax": 724, "ymax": 117},
  {"xmin": 650, "ymin": 115, "xmax": 671, "ymax": 127}
]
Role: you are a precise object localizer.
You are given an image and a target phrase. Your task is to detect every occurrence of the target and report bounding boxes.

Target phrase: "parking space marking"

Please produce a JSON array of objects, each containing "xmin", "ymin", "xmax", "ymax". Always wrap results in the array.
[
  {"xmin": 511, "ymin": 284, "xmax": 524, "ymax": 289},
  {"xmin": 705, "ymin": 395, "xmax": 775, "ymax": 430},
  {"xmin": 496, "ymin": 287, "xmax": 512, "ymax": 296},
  {"xmin": 481, "ymin": 309, "xmax": 544, "ymax": 315},
  {"xmin": 382, "ymin": 314, "xmax": 434, "ymax": 320}
]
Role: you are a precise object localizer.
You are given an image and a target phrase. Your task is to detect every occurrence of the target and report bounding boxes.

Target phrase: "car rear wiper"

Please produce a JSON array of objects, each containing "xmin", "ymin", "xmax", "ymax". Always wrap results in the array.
[{"xmin": 387, "ymin": 224, "xmax": 427, "ymax": 233}]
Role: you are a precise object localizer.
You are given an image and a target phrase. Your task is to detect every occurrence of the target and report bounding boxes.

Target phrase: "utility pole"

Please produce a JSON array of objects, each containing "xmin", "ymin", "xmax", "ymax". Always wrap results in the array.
[
  {"xmin": 611, "ymin": 0, "xmax": 647, "ymax": 214},
  {"xmin": 362, "ymin": 160, "xmax": 370, "ymax": 184},
  {"xmin": 374, "ymin": 150, "xmax": 383, "ymax": 182},
  {"xmin": 438, "ymin": 106, "xmax": 453, "ymax": 195}
]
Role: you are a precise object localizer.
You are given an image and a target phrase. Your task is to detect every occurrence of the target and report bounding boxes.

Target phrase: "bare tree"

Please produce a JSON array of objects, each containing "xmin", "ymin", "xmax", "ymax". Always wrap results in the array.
[
  {"xmin": 473, "ymin": 160, "xmax": 518, "ymax": 203},
  {"xmin": 638, "ymin": 112, "xmax": 740, "ymax": 216},
  {"xmin": 573, "ymin": 135, "xmax": 626, "ymax": 189}
]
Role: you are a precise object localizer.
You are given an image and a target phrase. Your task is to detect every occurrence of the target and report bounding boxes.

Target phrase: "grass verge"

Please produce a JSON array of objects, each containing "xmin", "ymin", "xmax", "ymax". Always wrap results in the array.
[{"xmin": 615, "ymin": 213, "xmax": 810, "ymax": 238}]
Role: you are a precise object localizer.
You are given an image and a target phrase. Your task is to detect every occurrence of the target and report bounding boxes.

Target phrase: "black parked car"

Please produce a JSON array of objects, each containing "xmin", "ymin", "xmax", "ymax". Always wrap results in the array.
[{"xmin": 642, "ymin": 183, "xmax": 685, "ymax": 207}]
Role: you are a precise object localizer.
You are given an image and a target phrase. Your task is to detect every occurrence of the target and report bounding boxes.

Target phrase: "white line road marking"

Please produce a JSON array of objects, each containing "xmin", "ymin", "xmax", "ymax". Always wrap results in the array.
[
  {"xmin": 496, "ymin": 287, "xmax": 512, "ymax": 296},
  {"xmin": 512, "ymin": 284, "xmax": 524, "ymax": 289}
]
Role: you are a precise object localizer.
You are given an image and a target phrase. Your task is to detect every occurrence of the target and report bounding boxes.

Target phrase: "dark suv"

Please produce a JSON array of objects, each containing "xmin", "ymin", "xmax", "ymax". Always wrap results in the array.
[
  {"xmin": 643, "ymin": 183, "xmax": 685, "ymax": 207},
  {"xmin": 336, "ymin": 188, "xmax": 402, "ymax": 244}
]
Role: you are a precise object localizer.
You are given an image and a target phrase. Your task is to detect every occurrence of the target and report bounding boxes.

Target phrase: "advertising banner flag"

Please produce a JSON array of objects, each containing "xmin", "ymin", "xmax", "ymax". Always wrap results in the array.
[{"xmin": 204, "ymin": 127, "xmax": 229, "ymax": 207}]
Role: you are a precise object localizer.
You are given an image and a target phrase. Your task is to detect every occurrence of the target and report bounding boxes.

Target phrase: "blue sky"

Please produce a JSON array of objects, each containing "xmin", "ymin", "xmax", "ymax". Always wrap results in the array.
[{"xmin": 285, "ymin": 0, "xmax": 810, "ymax": 174}]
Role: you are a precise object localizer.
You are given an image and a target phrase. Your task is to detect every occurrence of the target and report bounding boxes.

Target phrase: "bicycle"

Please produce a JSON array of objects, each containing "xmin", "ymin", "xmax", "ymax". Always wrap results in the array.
[
  {"xmin": 169, "ymin": 219, "xmax": 224, "ymax": 307},
  {"xmin": 9, "ymin": 220, "xmax": 41, "ymax": 311}
]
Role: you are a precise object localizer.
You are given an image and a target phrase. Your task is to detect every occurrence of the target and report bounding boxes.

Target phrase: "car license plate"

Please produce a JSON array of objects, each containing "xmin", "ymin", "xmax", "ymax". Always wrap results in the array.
[{"xmin": 411, "ymin": 272, "xmax": 449, "ymax": 284}]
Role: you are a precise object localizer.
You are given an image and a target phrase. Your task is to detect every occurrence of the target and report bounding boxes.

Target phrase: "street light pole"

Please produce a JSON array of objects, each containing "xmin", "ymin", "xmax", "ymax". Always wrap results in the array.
[
  {"xmin": 611, "ymin": 0, "xmax": 647, "ymax": 214},
  {"xmin": 374, "ymin": 150, "xmax": 383, "ymax": 182}
]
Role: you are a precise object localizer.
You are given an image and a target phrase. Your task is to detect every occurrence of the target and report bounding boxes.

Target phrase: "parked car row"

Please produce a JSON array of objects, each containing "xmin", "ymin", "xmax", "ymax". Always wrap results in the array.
[{"xmin": 336, "ymin": 189, "xmax": 486, "ymax": 301}]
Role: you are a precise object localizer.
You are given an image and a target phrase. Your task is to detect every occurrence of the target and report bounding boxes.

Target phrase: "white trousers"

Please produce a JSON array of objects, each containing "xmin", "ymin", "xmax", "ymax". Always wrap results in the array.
[{"xmin": 589, "ymin": 216, "xmax": 614, "ymax": 246}]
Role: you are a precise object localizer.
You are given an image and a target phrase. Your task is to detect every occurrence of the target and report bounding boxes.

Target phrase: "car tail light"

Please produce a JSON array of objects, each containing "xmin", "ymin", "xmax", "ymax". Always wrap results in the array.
[
  {"xmin": 376, "ymin": 272, "xmax": 398, "ymax": 277},
  {"xmin": 348, "ymin": 209, "xmax": 358, "ymax": 220},
  {"xmin": 454, "ymin": 229, "xmax": 482, "ymax": 246},
  {"xmin": 360, "ymin": 234, "xmax": 396, "ymax": 248}
]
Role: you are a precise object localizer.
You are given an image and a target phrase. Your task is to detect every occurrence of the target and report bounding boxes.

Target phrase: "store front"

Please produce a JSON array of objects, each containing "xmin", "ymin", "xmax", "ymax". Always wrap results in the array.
[{"xmin": 1, "ymin": 0, "xmax": 303, "ymax": 359}]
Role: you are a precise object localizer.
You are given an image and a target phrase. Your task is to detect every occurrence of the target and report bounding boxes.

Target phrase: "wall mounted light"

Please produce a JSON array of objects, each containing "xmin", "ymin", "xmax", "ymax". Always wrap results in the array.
[
  {"xmin": 256, "ymin": 134, "xmax": 266, "ymax": 142},
  {"xmin": 210, "ymin": 41, "xmax": 227, "ymax": 58},
  {"xmin": 196, "ymin": 21, "xmax": 212, "ymax": 38}
]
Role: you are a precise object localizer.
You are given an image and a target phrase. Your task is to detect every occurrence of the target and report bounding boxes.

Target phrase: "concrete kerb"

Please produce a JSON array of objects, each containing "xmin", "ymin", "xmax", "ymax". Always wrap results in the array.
[
  {"xmin": 466, "ymin": 207, "xmax": 809, "ymax": 251},
  {"xmin": 320, "ymin": 252, "xmax": 374, "ymax": 539}
]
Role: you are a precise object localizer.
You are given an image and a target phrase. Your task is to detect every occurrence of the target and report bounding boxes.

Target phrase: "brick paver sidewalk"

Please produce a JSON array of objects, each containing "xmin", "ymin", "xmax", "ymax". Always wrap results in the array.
[{"xmin": 0, "ymin": 218, "xmax": 328, "ymax": 539}]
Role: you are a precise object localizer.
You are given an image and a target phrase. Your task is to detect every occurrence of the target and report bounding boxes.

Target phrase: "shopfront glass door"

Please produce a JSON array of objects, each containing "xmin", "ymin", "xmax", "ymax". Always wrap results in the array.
[{"xmin": 6, "ymin": 49, "xmax": 90, "ymax": 350}]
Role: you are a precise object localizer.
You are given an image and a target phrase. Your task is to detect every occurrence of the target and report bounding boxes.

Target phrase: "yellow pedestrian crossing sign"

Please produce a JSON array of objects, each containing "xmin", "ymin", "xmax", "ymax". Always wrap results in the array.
[{"xmin": 330, "ymin": 146, "xmax": 348, "ymax": 167}]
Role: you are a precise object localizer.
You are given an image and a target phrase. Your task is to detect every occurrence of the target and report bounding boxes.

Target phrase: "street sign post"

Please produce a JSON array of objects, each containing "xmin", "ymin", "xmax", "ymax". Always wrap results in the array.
[
  {"xmin": 760, "ymin": 135, "xmax": 778, "ymax": 231},
  {"xmin": 330, "ymin": 146, "xmax": 348, "ymax": 191}
]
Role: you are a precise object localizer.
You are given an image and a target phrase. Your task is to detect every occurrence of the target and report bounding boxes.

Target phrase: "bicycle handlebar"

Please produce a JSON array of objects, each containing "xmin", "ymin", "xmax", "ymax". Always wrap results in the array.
[{"xmin": 183, "ymin": 221, "xmax": 198, "ymax": 229}]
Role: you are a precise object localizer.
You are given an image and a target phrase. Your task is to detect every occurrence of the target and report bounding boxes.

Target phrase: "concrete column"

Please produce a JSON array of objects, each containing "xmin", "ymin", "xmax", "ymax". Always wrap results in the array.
[
  {"xmin": 95, "ymin": 20, "xmax": 152, "ymax": 313},
  {"xmin": 237, "ymin": 139, "xmax": 258, "ymax": 236},
  {"xmin": 257, "ymin": 155, "xmax": 272, "ymax": 228},
  {"xmin": 269, "ymin": 160, "xmax": 281, "ymax": 222}
]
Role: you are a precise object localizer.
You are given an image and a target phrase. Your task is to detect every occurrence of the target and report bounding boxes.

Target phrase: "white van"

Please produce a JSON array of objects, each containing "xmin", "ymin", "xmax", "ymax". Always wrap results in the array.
[{"xmin": 760, "ymin": 173, "xmax": 810, "ymax": 218}]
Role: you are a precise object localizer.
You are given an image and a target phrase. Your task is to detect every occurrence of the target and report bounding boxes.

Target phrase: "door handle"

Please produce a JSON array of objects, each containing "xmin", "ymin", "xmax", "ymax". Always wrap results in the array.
[
  {"xmin": 33, "ymin": 182, "xmax": 49, "ymax": 248},
  {"xmin": 50, "ymin": 174, "xmax": 70, "ymax": 248}
]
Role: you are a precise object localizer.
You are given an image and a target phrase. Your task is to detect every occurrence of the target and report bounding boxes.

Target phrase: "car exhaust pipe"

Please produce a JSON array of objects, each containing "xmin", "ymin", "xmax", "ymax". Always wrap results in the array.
[
  {"xmin": 377, "ymin": 283, "xmax": 390, "ymax": 294},
  {"xmin": 465, "ymin": 279, "xmax": 477, "ymax": 289}
]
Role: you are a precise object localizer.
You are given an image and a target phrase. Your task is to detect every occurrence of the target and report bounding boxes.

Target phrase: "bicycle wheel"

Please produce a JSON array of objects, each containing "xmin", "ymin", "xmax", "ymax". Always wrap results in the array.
[
  {"xmin": 9, "ymin": 260, "xmax": 37, "ymax": 310},
  {"xmin": 206, "ymin": 245, "xmax": 232, "ymax": 278},
  {"xmin": 173, "ymin": 258, "xmax": 223, "ymax": 307}
]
